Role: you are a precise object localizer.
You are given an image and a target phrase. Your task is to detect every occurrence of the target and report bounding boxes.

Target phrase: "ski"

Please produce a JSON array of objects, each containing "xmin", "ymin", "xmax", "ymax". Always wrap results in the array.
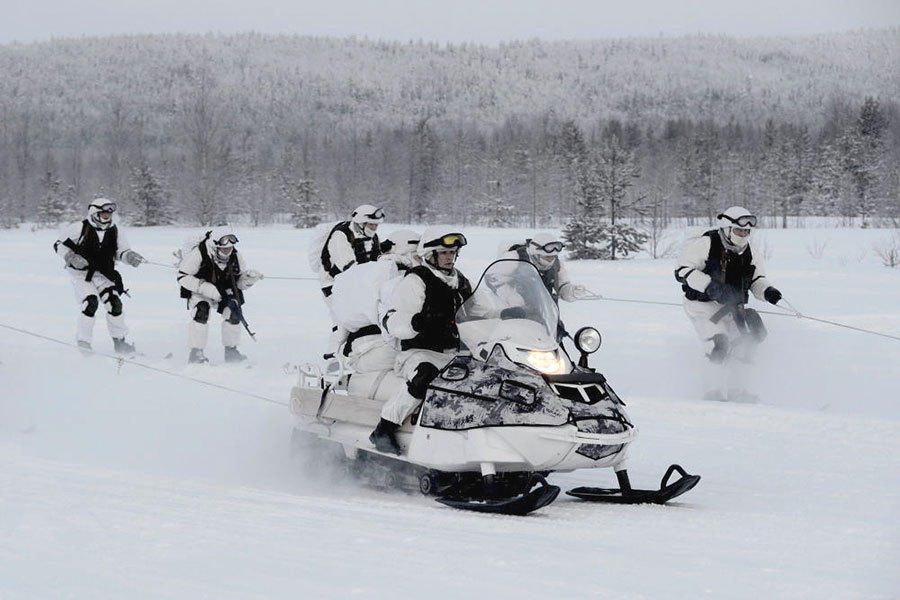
[{"xmin": 567, "ymin": 464, "xmax": 700, "ymax": 505}]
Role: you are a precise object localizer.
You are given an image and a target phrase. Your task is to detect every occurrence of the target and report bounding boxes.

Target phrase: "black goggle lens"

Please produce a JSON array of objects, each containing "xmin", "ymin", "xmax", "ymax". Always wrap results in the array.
[
  {"xmin": 215, "ymin": 234, "xmax": 239, "ymax": 245},
  {"xmin": 534, "ymin": 241, "xmax": 564, "ymax": 253}
]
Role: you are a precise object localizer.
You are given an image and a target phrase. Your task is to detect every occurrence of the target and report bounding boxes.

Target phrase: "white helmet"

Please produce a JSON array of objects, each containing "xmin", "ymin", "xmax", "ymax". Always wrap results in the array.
[
  {"xmin": 417, "ymin": 227, "xmax": 467, "ymax": 274},
  {"xmin": 208, "ymin": 225, "xmax": 238, "ymax": 261},
  {"xmin": 381, "ymin": 229, "xmax": 420, "ymax": 256},
  {"xmin": 526, "ymin": 233, "xmax": 565, "ymax": 271},
  {"xmin": 717, "ymin": 206, "xmax": 757, "ymax": 251},
  {"xmin": 87, "ymin": 198, "xmax": 118, "ymax": 230},
  {"xmin": 350, "ymin": 204, "xmax": 385, "ymax": 238}
]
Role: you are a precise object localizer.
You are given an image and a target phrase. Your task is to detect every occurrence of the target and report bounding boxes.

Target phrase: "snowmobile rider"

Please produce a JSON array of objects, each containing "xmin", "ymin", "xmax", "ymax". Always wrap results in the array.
[
  {"xmin": 318, "ymin": 204, "xmax": 385, "ymax": 361},
  {"xmin": 674, "ymin": 206, "xmax": 783, "ymax": 363},
  {"xmin": 53, "ymin": 198, "xmax": 144, "ymax": 354},
  {"xmin": 329, "ymin": 229, "xmax": 421, "ymax": 373},
  {"xmin": 177, "ymin": 225, "xmax": 263, "ymax": 364},
  {"xmin": 369, "ymin": 228, "xmax": 472, "ymax": 455}
]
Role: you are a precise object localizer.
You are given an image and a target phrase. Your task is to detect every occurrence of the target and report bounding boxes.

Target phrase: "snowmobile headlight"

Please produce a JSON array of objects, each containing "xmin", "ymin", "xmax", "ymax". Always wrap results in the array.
[
  {"xmin": 574, "ymin": 327, "xmax": 602, "ymax": 354},
  {"xmin": 526, "ymin": 350, "xmax": 567, "ymax": 375}
]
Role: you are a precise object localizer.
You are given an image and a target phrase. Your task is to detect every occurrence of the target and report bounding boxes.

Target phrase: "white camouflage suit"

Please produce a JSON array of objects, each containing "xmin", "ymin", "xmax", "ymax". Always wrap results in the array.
[
  {"xmin": 675, "ymin": 233, "xmax": 774, "ymax": 351},
  {"xmin": 177, "ymin": 238, "xmax": 257, "ymax": 351},
  {"xmin": 54, "ymin": 220, "xmax": 133, "ymax": 344},
  {"xmin": 318, "ymin": 222, "xmax": 381, "ymax": 355},
  {"xmin": 329, "ymin": 254, "xmax": 411, "ymax": 372},
  {"xmin": 379, "ymin": 265, "xmax": 469, "ymax": 425}
]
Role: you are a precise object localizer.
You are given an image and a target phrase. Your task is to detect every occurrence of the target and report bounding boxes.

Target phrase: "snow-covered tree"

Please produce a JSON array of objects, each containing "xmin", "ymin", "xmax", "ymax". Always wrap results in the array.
[
  {"xmin": 36, "ymin": 171, "xmax": 66, "ymax": 227},
  {"xmin": 129, "ymin": 163, "xmax": 172, "ymax": 226},
  {"xmin": 283, "ymin": 174, "xmax": 324, "ymax": 229}
]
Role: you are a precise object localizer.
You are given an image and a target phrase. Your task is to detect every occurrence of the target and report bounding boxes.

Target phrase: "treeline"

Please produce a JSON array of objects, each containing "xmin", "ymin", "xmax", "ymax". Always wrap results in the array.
[{"xmin": 0, "ymin": 31, "xmax": 897, "ymax": 229}]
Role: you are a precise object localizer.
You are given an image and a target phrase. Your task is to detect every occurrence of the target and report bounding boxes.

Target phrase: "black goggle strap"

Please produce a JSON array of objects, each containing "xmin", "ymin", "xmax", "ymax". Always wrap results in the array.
[
  {"xmin": 93, "ymin": 203, "xmax": 117, "ymax": 213},
  {"xmin": 366, "ymin": 208, "xmax": 385, "ymax": 220},
  {"xmin": 718, "ymin": 213, "xmax": 757, "ymax": 228},
  {"xmin": 530, "ymin": 240, "xmax": 564, "ymax": 253}
]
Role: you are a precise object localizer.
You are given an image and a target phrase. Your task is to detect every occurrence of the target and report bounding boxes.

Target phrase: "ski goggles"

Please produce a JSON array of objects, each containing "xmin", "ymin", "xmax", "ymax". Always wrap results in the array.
[
  {"xmin": 718, "ymin": 213, "xmax": 757, "ymax": 228},
  {"xmin": 92, "ymin": 202, "xmax": 117, "ymax": 214},
  {"xmin": 361, "ymin": 208, "xmax": 385, "ymax": 220},
  {"xmin": 529, "ymin": 240, "xmax": 564, "ymax": 254},
  {"xmin": 214, "ymin": 234, "xmax": 239, "ymax": 246},
  {"xmin": 423, "ymin": 233, "xmax": 467, "ymax": 249}
]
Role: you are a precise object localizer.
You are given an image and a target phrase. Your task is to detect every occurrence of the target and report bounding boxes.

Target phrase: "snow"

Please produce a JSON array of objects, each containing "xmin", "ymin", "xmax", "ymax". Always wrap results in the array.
[{"xmin": 1, "ymin": 224, "xmax": 899, "ymax": 599}]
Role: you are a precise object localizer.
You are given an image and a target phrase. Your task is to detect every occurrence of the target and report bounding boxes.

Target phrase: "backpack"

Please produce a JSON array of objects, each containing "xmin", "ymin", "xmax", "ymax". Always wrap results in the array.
[
  {"xmin": 306, "ymin": 222, "xmax": 339, "ymax": 275},
  {"xmin": 175, "ymin": 231, "xmax": 212, "ymax": 299}
]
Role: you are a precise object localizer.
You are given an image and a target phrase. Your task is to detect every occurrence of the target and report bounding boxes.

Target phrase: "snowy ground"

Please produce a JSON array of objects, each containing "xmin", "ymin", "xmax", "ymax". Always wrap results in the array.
[{"xmin": 1, "ymin": 223, "xmax": 899, "ymax": 599}]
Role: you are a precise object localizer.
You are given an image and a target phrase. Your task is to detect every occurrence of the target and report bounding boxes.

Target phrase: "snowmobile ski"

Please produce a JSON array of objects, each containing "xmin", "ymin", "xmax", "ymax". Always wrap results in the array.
[
  {"xmin": 567, "ymin": 464, "xmax": 700, "ymax": 505},
  {"xmin": 436, "ymin": 480, "xmax": 561, "ymax": 516}
]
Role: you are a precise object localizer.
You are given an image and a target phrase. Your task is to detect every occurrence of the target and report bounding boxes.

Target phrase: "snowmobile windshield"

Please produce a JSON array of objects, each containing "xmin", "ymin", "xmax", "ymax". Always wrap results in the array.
[{"xmin": 457, "ymin": 259, "xmax": 561, "ymax": 355}]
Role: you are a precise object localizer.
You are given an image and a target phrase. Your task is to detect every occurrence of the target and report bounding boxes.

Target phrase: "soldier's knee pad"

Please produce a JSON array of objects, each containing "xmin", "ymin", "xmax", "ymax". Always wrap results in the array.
[
  {"xmin": 407, "ymin": 363, "xmax": 440, "ymax": 400},
  {"xmin": 743, "ymin": 308, "xmax": 767, "ymax": 342},
  {"xmin": 82, "ymin": 295, "xmax": 99, "ymax": 317},
  {"xmin": 107, "ymin": 294, "xmax": 123, "ymax": 316},
  {"xmin": 193, "ymin": 301, "xmax": 210, "ymax": 324}
]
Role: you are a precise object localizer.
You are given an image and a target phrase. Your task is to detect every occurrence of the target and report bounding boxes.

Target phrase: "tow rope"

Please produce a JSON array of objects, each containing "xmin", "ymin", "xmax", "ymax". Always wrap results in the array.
[
  {"xmin": 580, "ymin": 293, "xmax": 900, "ymax": 343},
  {"xmin": 0, "ymin": 322, "xmax": 289, "ymax": 407}
]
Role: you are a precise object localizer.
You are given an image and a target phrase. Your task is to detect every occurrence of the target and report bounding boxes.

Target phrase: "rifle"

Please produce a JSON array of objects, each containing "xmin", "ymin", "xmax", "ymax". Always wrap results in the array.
[{"xmin": 221, "ymin": 261, "xmax": 257, "ymax": 341}]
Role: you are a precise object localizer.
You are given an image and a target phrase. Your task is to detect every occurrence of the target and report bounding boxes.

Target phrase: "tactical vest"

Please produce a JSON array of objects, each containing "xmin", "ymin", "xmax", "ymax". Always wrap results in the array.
[
  {"xmin": 180, "ymin": 240, "xmax": 244, "ymax": 309},
  {"xmin": 681, "ymin": 230, "xmax": 755, "ymax": 303},
  {"xmin": 400, "ymin": 266, "xmax": 472, "ymax": 353},
  {"xmin": 510, "ymin": 244, "xmax": 561, "ymax": 303},
  {"xmin": 61, "ymin": 220, "xmax": 124, "ymax": 293},
  {"xmin": 321, "ymin": 222, "xmax": 381, "ymax": 277}
]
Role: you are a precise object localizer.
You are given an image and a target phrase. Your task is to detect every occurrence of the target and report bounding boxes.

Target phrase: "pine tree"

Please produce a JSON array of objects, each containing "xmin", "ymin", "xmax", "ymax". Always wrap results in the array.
[
  {"xmin": 283, "ymin": 174, "xmax": 324, "ymax": 229},
  {"xmin": 129, "ymin": 163, "xmax": 172, "ymax": 226},
  {"xmin": 563, "ymin": 137, "xmax": 648, "ymax": 259},
  {"xmin": 37, "ymin": 171, "xmax": 65, "ymax": 227},
  {"xmin": 476, "ymin": 179, "xmax": 515, "ymax": 227},
  {"xmin": 677, "ymin": 124, "xmax": 721, "ymax": 225}
]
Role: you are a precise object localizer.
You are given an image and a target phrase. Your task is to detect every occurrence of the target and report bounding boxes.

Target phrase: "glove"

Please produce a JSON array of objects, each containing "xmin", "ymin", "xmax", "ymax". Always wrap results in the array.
[
  {"xmin": 122, "ymin": 250, "xmax": 144, "ymax": 267},
  {"xmin": 241, "ymin": 269, "xmax": 264, "ymax": 288},
  {"xmin": 411, "ymin": 310, "xmax": 450, "ymax": 333},
  {"xmin": 571, "ymin": 284, "xmax": 593, "ymax": 300},
  {"xmin": 65, "ymin": 251, "xmax": 89, "ymax": 270},
  {"xmin": 764, "ymin": 286, "xmax": 782, "ymax": 305},
  {"xmin": 198, "ymin": 282, "xmax": 221, "ymax": 302},
  {"xmin": 705, "ymin": 279, "xmax": 741, "ymax": 305}
]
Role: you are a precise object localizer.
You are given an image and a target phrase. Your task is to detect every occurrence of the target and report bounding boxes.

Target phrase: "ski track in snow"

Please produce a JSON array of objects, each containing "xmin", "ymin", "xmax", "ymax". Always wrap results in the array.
[{"xmin": 1, "ymin": 225, "xmax": 899, "ymax": 599}]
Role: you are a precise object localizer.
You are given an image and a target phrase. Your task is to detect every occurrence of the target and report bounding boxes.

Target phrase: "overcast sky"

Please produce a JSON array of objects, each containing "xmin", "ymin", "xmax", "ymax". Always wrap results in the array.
[{"xmin": 4, "ymin": 0, "xmax": 900, "ymax": 45}]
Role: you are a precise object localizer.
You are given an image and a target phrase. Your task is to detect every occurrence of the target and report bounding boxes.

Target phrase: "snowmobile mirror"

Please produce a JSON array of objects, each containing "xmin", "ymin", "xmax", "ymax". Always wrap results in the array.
[
  {"xmin": 499, "ymin": 380, "xmax": 537, "ymax": 406},
  {"xmin": 441, "ymin": 364, "xmax": 469, "ymax": 382}
]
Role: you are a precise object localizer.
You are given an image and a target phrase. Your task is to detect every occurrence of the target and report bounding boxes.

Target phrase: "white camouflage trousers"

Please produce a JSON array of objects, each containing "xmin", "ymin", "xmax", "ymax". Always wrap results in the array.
[
  {"xmin": 380, "ymin": 348, "xmax": 456, "ymax": 425},
  {"xmin": 69, "ymin": 271, "xmax": 127, "ymax": 343},
  {"xmin": 187, "ymin": 293, "xmax": 242, "ymax": 350}
]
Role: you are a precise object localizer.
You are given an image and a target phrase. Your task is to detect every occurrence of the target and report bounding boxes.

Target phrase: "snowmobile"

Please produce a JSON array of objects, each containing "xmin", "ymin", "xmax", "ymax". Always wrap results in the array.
[{"xmin": 290, "ymin": 259, "xmax": 700, "ymax": 515}]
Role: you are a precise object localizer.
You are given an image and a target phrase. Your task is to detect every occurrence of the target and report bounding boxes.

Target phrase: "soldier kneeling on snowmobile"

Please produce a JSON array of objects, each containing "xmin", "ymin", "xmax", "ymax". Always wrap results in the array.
[
  {"xmin": 369, "ymin": 227, "xmax": 472, "ymax": 455},
  {"xmin": 53, "ymin": 198, "xmax": 144, "ymax": 355},
  {"xmin": 674, "ymin": 206, "xmax": 783, "ymax": 363},
  {"xmin": 328, "ymin": 229, "xmax": 421, "ymax": 373},
  {"xmin": 501, "ymin": 233, "xmax": 592, "ymax": 340},
  {"xmin": 177, "ymin": 226, "xmax": 263, "ymax": 364}
]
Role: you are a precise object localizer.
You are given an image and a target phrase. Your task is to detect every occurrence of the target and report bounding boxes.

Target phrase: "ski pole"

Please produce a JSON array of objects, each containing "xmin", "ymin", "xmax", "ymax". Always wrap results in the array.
[{"xmin": 779, "ymin": 298, "xmax": 804, "ymax": 318}]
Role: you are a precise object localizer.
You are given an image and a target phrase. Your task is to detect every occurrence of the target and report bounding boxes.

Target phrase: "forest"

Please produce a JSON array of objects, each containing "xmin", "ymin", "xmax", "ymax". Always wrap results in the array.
[{"xmin": 0, "ymin": 29, "xmax": 897, "ymax": 241}]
